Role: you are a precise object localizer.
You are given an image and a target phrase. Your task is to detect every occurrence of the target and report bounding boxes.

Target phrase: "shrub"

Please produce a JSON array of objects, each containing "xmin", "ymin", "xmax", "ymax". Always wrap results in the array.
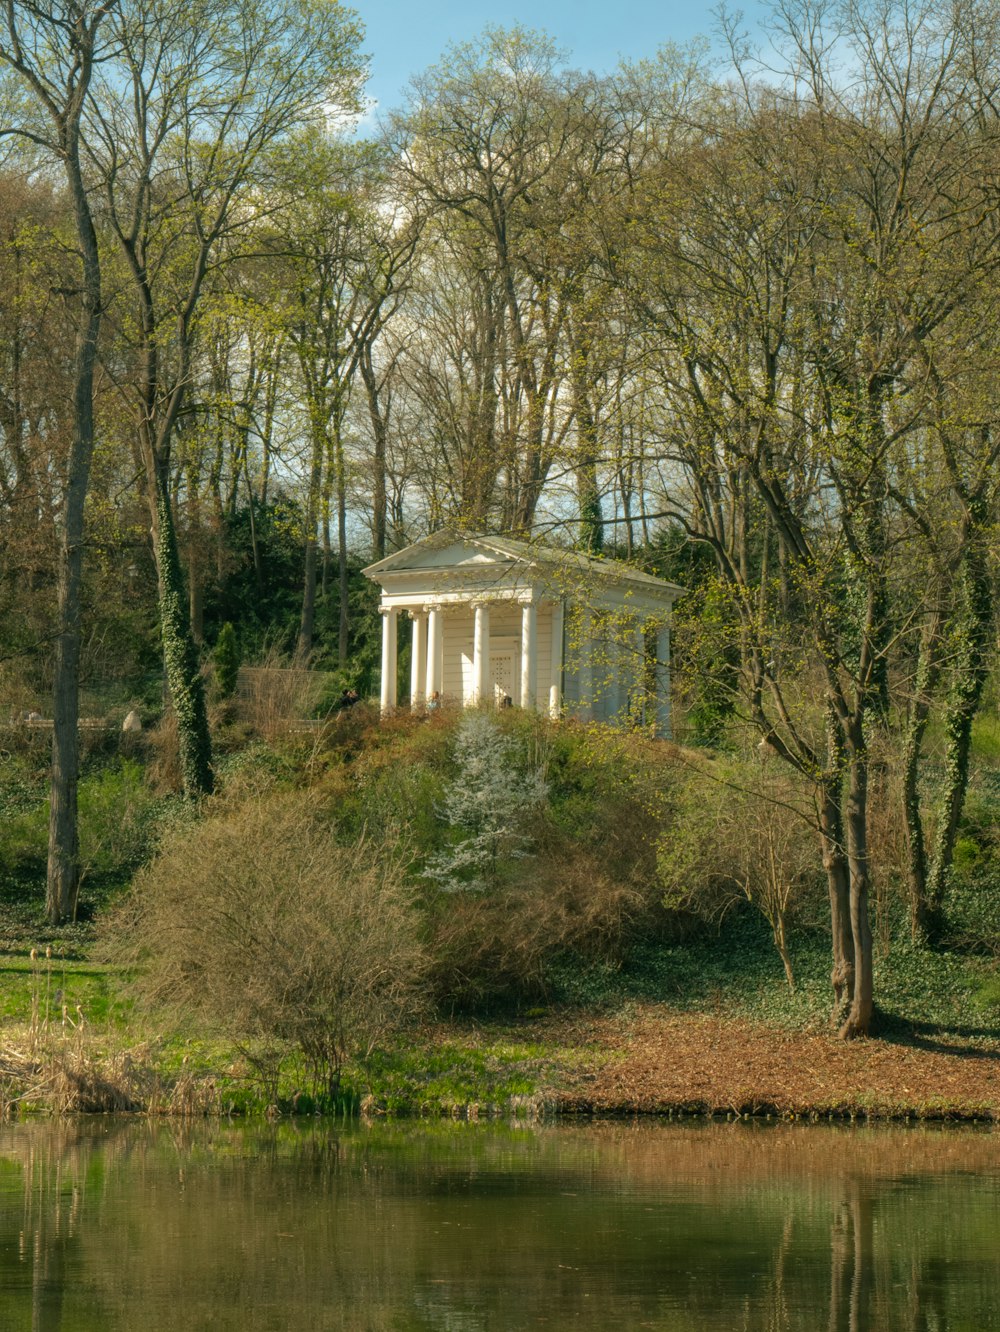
[
  {"xmin": 426, "ymin": 834, "xmax": 659, "ymax": 1008},
  {"xmin": 100, "ymin": 798, "xmax": 426, "ymax": 1097},
  {"xmin": 425, "ymin": 754, "xmax": 667, "ymax": 1009},
  {"xmin": 658, "ymin": 755, "xmax": 821, "ymax": 988},
  {"xmin": 213, "ymin": 622, "xmax": 241, "ymax": 700}
]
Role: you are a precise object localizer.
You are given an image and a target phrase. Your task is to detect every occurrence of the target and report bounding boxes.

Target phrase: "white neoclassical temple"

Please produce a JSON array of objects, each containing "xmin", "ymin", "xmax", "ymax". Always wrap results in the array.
[{"xmin": 363, "ymin": 530, "xmax": 684, "ymax": 736}]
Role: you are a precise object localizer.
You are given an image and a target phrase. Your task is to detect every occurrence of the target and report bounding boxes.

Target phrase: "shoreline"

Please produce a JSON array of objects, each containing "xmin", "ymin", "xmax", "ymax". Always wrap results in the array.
[{"xmin": 1, "ymin": 1003, "xmax": 997, "ymax": 1123}]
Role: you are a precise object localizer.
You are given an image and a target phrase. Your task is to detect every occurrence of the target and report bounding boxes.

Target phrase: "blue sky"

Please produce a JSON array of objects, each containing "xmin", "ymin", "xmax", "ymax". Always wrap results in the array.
[{"xmin": 356, "ymin": 0, "xmax": 771, "ymax": 116}]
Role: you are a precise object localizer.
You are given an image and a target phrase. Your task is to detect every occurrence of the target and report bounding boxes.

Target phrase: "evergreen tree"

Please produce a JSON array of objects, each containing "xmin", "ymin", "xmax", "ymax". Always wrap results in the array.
[{"xmin": 424, "ymin": 714, "xmax": 547, "ymax": 893}]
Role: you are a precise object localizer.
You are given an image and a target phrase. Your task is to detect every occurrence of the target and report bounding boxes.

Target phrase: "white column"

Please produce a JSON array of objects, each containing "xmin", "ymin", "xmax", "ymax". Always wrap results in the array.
[
  {"xmin": 409, "ymin": 610, "xmax": 426, "ymax": 711},
  {"xmin": 633, "ymin": 623, "xmax": 647, "ymax": 725},
  {"xmin": 606, "ymin": 620, "xmax": 622, "ymax": 723},
  {"xmin": 576, "ymin": 608, "xmax": 593, "ymax": 720},
  {"xmin": 379, "ymin": 607, "xmax": 398, "ymax": 714},
  {"xmin": 520, "ymin": 600, "xmax": 538, "ymax": 710},
  {"xmin": 425, "ymin": 605, "xmax": 443, "ymax": 702},
  {"xmin": 473, "ymin": 602, "xmax": 490, "ymax": 705},
  {"xmin": 548, "ymin": 599, "xmax": 564, "ymax": 719},
  {"xmin": 655, "ymin": 622, "xmax": 672, "ymax": 738}
]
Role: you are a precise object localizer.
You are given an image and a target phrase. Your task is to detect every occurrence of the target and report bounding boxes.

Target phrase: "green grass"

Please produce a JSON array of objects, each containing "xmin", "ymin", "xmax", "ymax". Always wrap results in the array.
[
  {"xmin": 0, "ymin": 954, "xmax": 132, "ymax": 1026},
  {"xmin": 358, "ymin": 1040, "xmax": 560, "ymax": 1114},
  {"xmin": 971, "ymin": 713, "xmax": 1000, "ymax": 765}
]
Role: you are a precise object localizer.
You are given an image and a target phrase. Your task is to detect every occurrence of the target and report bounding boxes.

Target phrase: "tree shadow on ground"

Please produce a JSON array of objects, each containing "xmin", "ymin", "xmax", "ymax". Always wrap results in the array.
[{"xmin": 875, "ymin": 1012, "xmax": 1000, "ymax": 1059}]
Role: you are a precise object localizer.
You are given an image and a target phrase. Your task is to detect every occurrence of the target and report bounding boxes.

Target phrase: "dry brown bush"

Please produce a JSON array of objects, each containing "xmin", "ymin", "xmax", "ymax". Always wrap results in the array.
[
  {"xmin": 426, "ymin": 799, "xmax": 664, "ymax": 1008},
  {"xmin": 100, "ymin": 797, "xmax": 427, "ymax": 1096},
  {"xmin": 144, "ymin": 709, "xmax": 182, "ymax": 793}
]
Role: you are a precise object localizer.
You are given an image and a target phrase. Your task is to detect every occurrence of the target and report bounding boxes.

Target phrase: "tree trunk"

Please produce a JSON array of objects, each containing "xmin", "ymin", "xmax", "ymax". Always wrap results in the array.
[
  {"xmin": 336, "ymin": 424, "xmax": 349, "ymax": 667},
  {"xmin": 901, "ymin": 613, "xmax": 942, "ymax": 939},
  {"xmin": 297, "ymin": 423, "xmax": 323, "ymax": 660},
  {"xmin": 47, "ymin": 106, "xmax": 103, "ymax": 925},
  {"xmin": 298, "ymin": 539, "xmax": 317, "ymax": 661},
  {"xmin": 48, "ymin": 473, "xmax": 86, "ymax": 924},
  {"xmin": 840, "ymin": 741, "xmax": 874, "ymax": 1039},
  {"xmin": 154, "ymin": 483, "xmax": 214, "ymax": 798},
  {"xmin": 821, "ymin": 704, "xmax": 853, "ymax": 1025},
  {"xmin": 821, "ymin": 790, "xmax": 854, "ymax": 1025},
  {"xmin": 572, "ymin": 361, "xmax": 603, "ymax": 554},
  {"xmin": 773, "ymin": 914, "xmax": 795, "ymax": 991},
  {"xmin": 360, "ymin": 341, "xmax": 388, "ymax": 559}
]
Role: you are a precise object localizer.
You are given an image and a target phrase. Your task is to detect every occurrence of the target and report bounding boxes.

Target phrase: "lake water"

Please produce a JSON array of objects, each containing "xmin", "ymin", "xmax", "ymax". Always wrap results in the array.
[{"xmin": 0, "ymin": 1117, "xmax": 997, "ymax": 1330}]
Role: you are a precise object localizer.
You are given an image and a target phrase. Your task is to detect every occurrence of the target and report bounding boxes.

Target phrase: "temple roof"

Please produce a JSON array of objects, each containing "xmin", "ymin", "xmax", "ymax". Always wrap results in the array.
[{"xmin": 362, "ymin": 528, "xmax": 685, "ymax": 604}]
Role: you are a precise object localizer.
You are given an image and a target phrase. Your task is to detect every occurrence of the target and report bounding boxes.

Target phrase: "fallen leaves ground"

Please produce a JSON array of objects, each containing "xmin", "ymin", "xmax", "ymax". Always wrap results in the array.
[{"xmin": 504, "ymin": 1005, "xmax": 1000, "ymax": 1120}]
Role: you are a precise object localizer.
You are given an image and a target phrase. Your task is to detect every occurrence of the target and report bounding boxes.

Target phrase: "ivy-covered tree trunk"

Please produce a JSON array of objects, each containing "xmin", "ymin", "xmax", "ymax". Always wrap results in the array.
[
  {"xmin": 154, "ymin": 484, "xmax": 214, "ymax": 798},
  {"xmin": 901, "ymin": 613, "xmax": 943, "ymax": 939},
  {"xmin": 926, "ymin": 524, "xmax": 993, "ymax": 921}
]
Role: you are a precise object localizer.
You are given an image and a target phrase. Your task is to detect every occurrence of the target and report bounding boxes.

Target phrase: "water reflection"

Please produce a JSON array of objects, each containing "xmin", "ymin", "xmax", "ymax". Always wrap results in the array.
[{"xmin": 0, "ymin": 1118, "xmax": 997, "ymax": 1330}]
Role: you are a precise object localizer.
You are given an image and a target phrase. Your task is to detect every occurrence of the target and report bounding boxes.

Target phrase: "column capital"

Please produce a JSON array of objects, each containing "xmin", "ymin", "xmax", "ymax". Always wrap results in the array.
[
  {"xmin": 379, "ymin": 604, "xmax": 396, "ymax": 617},
  {"xmin": 407, "ymin": 607, "xmax": 427, "ymax": 620}
]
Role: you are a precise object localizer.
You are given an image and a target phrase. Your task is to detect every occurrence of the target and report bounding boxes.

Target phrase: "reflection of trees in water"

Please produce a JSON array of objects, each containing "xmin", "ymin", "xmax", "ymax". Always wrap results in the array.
[
  {"xmin": 0, "ymin": 1121, "xmax": 996, "ymax": 1330},
  {"xmin": 23, "ymin": 1149, "xmax": 68, "ymax": 1332},
  {"xmin": 829, "ymin": 1180, "xmax": 871, "ymax": 1332},
  {"xmin": 3, "ymin": 1122, "xmax": 108, "ymax": 1332},
  {"xmin": 828, "ymin": 1174, "xmax": 962, "ymax": 1332}
]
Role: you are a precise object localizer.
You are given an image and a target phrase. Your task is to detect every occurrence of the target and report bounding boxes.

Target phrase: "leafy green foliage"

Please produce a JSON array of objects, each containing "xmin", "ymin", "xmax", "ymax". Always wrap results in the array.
[
  {"xmin": 203, "ymin": 500, "xmax": 305, "ymax": 655},
  {"xmin": 641, "ymin": 530, "xmax": 739, "ymax": 748},
  {"xmin": 202, "ymin": 503, "xmax": 382, "ymax": 683},
  {"xmin": 0, "ymin": 759, "xmax": 166, "ymax": 889}
]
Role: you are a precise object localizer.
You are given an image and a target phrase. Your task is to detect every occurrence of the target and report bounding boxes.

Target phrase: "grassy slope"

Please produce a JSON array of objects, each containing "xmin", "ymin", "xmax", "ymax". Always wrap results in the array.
[{"xmin": 0, "ymin": 707, "xmax": 996, "ymax": 1119}]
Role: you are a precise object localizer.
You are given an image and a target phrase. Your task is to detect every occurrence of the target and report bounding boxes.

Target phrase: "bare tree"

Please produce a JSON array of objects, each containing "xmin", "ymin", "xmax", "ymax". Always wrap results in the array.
[
  {"xmin": 0, "ymin": 0, "xmax": 116, "ymax": 921},
  {"xmin": 84, "ymin": 0, "xmax": 363, "ymax": 794}
]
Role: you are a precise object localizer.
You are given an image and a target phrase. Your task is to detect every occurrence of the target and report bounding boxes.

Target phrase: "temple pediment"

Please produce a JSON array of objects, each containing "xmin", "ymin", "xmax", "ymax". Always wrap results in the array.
[{"xmin": 363, "ymin": 529, "xmax": 683, "ymax": 608}]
